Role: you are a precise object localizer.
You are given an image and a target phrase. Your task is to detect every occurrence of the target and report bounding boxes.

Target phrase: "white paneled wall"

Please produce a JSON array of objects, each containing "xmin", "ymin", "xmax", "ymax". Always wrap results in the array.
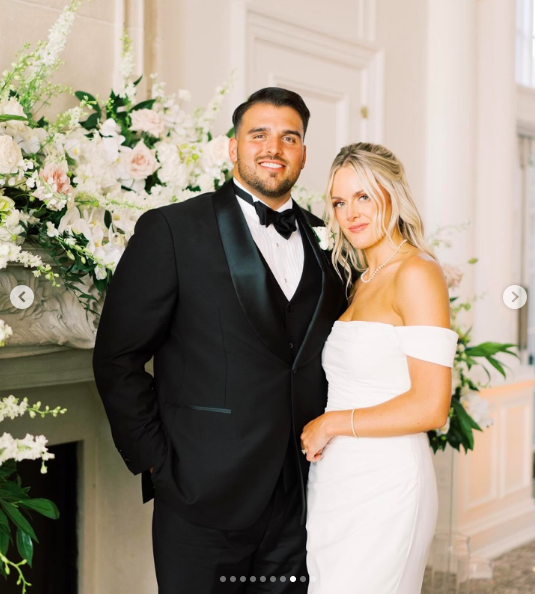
[
  {"xmin": 231, "ymin": 2, "xmax": 383, "ymax": 192},
  {"xmin": 434, "ymin": 380, "xmax": 535, "ymax": 558}
]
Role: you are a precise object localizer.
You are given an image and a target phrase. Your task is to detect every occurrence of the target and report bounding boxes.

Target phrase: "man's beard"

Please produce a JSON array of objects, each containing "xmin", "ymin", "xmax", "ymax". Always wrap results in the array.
[{"xmin": 236, "ymin": 155, "xmax": 301, "ymax": 198}]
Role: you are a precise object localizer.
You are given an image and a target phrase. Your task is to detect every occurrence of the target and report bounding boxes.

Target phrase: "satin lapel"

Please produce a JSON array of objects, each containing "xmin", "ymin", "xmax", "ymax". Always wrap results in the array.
[
  {"xmin": 293, "ymin": 207, "xmax": 345, "ymax": 369},
  {"xmin": 213, "ymin": 181, "xmax": 292, "ymax": 363}
]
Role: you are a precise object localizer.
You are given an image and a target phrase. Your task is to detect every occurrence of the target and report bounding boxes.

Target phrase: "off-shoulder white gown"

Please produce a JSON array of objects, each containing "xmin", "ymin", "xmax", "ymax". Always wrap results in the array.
[{"xmin": 306, "ymin": 321, "xmax": 458, "ymax": 594}]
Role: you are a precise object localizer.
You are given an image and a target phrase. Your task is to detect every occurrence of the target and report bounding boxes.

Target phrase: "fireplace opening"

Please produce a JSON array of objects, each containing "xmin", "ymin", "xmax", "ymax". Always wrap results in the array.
[{"xmin": 2, "ymin": 441, "xmax": 79, "ymax": 594}]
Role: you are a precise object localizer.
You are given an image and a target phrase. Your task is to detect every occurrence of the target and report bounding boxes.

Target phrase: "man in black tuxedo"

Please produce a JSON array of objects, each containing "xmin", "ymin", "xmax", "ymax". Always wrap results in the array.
[{"xmin": 92, "ymin": 87, "xmax": 346, "ymax": 593}]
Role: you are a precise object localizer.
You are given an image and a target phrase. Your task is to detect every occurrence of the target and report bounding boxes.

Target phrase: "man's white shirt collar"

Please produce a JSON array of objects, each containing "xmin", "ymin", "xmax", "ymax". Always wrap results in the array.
[{"xmin": 233, "ymin": 178, "xmax": 295, "ymax": 214}]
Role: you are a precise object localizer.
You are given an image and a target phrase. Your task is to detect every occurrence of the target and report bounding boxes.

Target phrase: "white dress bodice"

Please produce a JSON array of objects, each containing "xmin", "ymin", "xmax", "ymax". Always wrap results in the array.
[{"xmin": 323, "ymin": 321, "xmax": 458, "ymax": 412}]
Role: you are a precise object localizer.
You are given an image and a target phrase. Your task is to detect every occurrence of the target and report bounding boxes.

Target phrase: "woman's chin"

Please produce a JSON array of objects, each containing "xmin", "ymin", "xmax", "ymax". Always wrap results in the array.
[{"xmin": 343, "ymin": 234, "xmax": 373, "ymax": 251}]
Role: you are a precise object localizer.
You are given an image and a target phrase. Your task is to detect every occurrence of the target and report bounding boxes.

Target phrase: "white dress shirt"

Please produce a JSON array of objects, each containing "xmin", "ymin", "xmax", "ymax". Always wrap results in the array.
[{"xmin": 233, "ymin": 179, "xmax": 304, "ymax": 300}]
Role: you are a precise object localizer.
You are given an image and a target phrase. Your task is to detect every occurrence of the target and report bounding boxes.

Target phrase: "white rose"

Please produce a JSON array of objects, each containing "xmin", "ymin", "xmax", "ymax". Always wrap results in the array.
[
  {"xmin": 197, "ymin": 173, "xmax": 215, "ymax": 193},
  {"xmin": 0, "ymin": 98, "xmax": 25, "ymax": 119},
  {"xmin": 0, "ymin": 195, "xmax": 15, "ymax": 213},
  {"xmin": 0, "ymin": 98, "xmax": 26, "ymax": 134},
  {"xmin": 0, "ymin": 135, "xmax": 23, "ymax": 174},
  {"xmin": 130, "ymin": 109, "xmax": 165, "ymax": 137},
  {"xmin": 312, "ymin": 226, "xmax": 331, "ymax": 250},
  {"xmin": 120, "ymin": 140, "xmax": 159, "ymax": 181},
  {"xmin": 200, "ymin": 136, "xmax": 231, "ymax": 172}
]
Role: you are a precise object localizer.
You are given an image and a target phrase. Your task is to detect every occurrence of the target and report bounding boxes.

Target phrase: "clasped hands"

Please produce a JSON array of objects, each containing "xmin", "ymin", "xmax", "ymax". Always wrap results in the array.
[{"xmin": 300, "ymin": 412, "xmax": 335, "ymax": 463}]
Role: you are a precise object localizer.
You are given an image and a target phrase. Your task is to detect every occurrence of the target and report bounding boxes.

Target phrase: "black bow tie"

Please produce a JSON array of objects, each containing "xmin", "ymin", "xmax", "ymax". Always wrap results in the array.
[{"xmin": 234, "ymin": 183, "xmax": 297, "ymax": 240}]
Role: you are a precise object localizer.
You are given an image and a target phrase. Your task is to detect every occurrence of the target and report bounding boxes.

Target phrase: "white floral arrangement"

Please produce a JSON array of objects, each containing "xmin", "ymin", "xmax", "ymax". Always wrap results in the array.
[{"xmin": 0, "ymin": 6, "xmax": 321, "ymax": 314}]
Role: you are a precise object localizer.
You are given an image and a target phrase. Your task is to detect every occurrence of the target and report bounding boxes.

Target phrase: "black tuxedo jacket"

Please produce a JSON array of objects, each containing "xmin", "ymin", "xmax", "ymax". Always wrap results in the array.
[{"xmin": 92, "ymin": 179, "xmax": 346, "ymax": 530}]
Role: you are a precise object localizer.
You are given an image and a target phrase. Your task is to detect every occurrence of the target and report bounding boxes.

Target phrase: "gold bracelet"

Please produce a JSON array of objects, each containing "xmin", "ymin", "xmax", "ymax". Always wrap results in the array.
[{"xmin": 350, "ymin": 408, "xmax": 358, "ymax": 438}]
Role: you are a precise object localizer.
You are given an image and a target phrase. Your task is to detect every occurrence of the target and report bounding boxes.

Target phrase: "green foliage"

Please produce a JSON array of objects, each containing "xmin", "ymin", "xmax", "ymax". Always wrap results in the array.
[{"xmin": 0, "ymin": 461, "xmax": 59, "ymax": 587}]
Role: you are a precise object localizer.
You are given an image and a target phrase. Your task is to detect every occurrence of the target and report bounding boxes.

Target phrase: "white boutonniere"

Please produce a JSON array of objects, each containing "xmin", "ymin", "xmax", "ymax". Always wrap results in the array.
[{"xmin": 311, "ymin": 226, "xmax": 333, "ymax": 251}]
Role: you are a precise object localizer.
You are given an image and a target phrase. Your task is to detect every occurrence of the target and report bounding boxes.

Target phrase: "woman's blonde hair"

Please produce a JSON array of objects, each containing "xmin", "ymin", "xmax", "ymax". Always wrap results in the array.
[{"xmin": 324, "ymin": 142, "xmax": 436, "ymax": 294}]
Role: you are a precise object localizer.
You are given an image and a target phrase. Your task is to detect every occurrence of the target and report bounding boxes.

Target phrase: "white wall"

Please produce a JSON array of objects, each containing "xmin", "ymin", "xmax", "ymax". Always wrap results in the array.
[
  {"xmin": 0, "ymin": 0, "xmax": 121, "ymax": 113},
  {"xmin": 375, "ymin": 0, "xmax": 428, "ymax": 210}
]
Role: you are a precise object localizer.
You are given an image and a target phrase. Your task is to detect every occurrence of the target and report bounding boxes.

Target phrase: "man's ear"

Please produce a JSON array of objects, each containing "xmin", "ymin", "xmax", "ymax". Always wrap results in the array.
[
  {"xmin": 229, "ymin": 137, "xmax": 238, "ymax": 165},
  {"xmin": 301, "ymin": 144, "xmax": 307, "ymax": 170}
]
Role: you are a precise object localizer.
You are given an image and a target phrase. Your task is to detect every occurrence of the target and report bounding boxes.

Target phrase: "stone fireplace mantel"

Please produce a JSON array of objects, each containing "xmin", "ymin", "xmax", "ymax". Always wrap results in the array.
[{"xmin": 0, "ymin": 244, "xmax": 102, "ymax": 351}]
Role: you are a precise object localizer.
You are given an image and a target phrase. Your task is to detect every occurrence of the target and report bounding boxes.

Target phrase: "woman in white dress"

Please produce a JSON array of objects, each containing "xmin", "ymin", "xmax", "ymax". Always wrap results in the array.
[{"xmin": 301, "ymin": 142, "xmax": 458, "ymax": 594}]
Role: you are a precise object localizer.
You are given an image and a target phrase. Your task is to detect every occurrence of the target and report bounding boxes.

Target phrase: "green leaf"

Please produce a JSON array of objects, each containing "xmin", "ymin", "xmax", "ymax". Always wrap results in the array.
[
  {"xmin": 465, "ymin": 342, "xmax": 519, "ymax": 357},
  {"xmin": 80, "ymin": 112, "xmax": 100, "ymax": 130},
  {"xmin": 0, "ymin": 510, "xmax": 9, "ymax": 533},
  {"xmin": 19, "ymin": 498, "xmax": 59, "ymax": 520},
  {"xmin": 452, "ymin": 400, "xmax": 475, "ymax": 449},
  {"xmin": 1, "ymin": 503, "xmax": 38, "ymax": 543},
  {"xmin": 485, "ymin": 355, "xmax": 507, "ymax": 378},
  {"xmin": 226, "ymin": 126, "xmax": 235, "ymax": 138},
  {"xmin": 468, "ymin": 258, "xmax": 478, "ymax": 264},
  {"xmin": 133, "ymin": 74, "xmax": 143, "ymax": 87},
  {"xmin": 0, "ymin": 462, "xmax": 17, "ymax": 481},
  {"xmin": 453, "ymin": 397, "xmax": 482, "ymax": 431},
  {"xmin": 0, "ymin": 530, "xmax": 9, "ymax": 556},
  {"xmin": 16, "ymin": 528, "xmax": 33, "ymax": 567},
  {"xmin": 0, "ymin": 114, "xmax": 28, "ymax": 123},
  {"xmin": 0, "ymin": 481, "xmax": 29, "ymax": 502},
  {"xmin": 131, "ymin": 99, "xmax": 155, "ymax": 112}
]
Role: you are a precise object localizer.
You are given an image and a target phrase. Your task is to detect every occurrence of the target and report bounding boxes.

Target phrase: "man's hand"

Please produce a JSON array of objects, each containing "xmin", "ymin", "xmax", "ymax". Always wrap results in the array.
[{"xmin": 150, "ymin": 466, "xmax": 154, "ymax": 473}]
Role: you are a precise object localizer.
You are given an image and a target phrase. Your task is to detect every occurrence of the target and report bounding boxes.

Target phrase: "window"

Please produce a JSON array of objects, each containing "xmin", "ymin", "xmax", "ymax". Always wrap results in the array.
[
  {"xmin": 516, "ymin": 135, "xmax": 535, "ymax": 364},
  {"xmin": 517, "ymin": 0, "xmax": 535, "ymax": 86}
]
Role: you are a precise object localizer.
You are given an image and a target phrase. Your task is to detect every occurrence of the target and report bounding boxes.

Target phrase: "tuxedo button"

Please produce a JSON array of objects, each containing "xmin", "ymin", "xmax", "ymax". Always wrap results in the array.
[
  {"xmin": 289, "ymin": 343, "xmax": 294, "ymax": 349},
  {"xmin": 124, "ymin": 458, "xmax": 131, "ymax": 463}
]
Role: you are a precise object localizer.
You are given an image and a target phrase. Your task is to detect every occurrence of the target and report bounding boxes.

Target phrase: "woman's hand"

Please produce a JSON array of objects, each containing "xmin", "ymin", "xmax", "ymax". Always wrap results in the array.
[{"xmin": 301, "ymin": 413, "xmax": 335, "ymax": 463}]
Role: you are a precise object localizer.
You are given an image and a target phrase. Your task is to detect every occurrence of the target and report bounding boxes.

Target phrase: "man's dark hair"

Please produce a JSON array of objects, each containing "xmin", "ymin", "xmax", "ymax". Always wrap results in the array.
[{"xmin": 232, "ymin": 87, "xmax": 311, "ymax": 137}]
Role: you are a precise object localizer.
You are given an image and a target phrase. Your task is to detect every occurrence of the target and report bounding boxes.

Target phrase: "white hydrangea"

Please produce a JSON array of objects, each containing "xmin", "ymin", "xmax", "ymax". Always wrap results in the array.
[{"xmin": 460, "ymin": 392, "xmax": 493, "ymax": 429}]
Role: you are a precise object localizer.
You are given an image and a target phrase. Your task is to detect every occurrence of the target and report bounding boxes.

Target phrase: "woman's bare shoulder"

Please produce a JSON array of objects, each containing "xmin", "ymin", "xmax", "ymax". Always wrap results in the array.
[{"xmin": 393, "ymin": 250, "xmax": 450, "ymax": 327}]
